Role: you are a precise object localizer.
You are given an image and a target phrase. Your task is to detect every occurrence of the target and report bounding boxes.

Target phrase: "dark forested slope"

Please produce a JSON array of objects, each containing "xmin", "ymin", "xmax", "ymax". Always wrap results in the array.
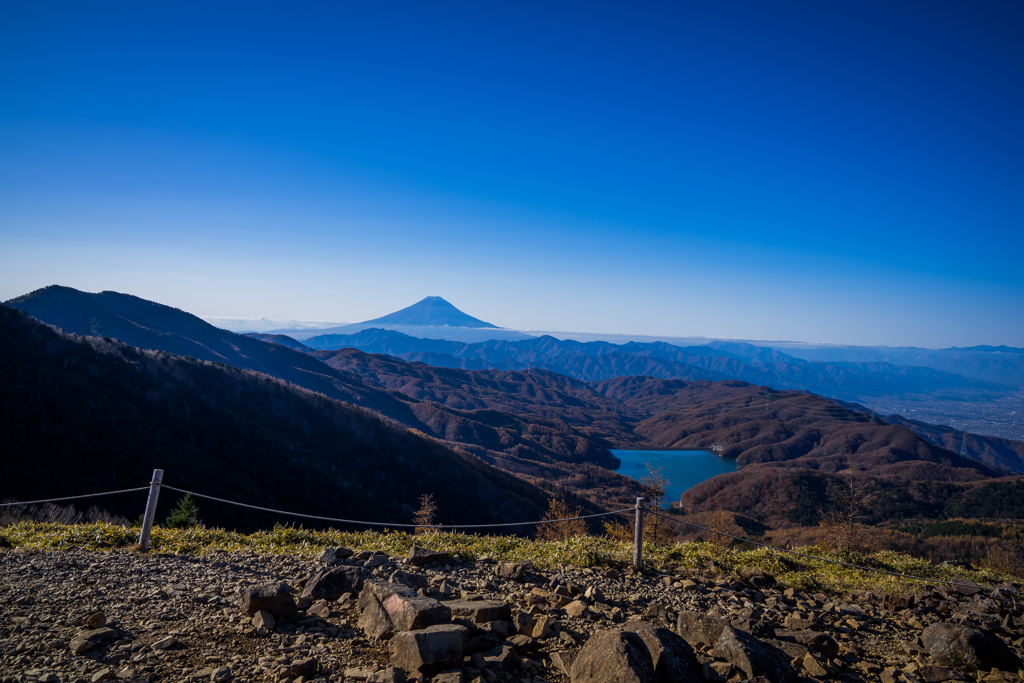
[
  {"xmin": 5, "ymin": 287, "xmax": 626, "ymax": 471},
  {"xmin": 5, "ymin": 286, "xmax": 423, "ymax": 424},
  {"xmin": 316, "ymin": 348, "xmax": 632, "ymax": 468},
  {"xmin": 0, "ymin": 305, "xmax": 556, "ymax": 531}
]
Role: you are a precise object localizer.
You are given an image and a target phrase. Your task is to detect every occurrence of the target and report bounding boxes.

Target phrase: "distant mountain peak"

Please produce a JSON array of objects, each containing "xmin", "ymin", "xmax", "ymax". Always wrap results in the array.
[{"xmin": 361, "ymin": 296, "xmax": 498, "ymax": 329}]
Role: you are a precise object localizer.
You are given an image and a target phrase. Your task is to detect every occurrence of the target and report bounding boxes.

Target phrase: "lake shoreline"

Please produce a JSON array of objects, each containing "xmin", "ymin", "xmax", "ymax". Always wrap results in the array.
[{"xmin": 611, "ymin": 449, "xmax": 741, "ymax": 503}]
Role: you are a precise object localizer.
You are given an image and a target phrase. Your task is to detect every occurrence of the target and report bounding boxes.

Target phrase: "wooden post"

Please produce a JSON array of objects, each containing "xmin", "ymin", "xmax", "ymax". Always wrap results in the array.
[
  {"xmin": 138, "ymin": 469, "xmax": 164, "ymax": 552},
  {"xmin": 633, "ymin": 496, "xmax": 645, "ymax": 568}
]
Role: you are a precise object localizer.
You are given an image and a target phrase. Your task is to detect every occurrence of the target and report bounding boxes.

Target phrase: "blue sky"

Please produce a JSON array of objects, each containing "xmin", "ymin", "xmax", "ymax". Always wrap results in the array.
[{"xmin": 1, "ymin": 1, "xmax": 1022, "ymax": 346}]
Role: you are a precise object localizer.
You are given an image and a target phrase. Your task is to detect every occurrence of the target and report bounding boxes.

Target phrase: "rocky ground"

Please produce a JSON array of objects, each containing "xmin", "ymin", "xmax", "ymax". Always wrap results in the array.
[{"xmin": 1, "ymin": 545, "xmax": 1023, "ymax": 683}]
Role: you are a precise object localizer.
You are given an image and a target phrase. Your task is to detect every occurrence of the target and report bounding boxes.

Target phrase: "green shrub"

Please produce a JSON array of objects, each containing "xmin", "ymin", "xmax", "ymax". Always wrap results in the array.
[{"xmin": 164, "ymin": 495, "xmax": 201, "ymax": 529}]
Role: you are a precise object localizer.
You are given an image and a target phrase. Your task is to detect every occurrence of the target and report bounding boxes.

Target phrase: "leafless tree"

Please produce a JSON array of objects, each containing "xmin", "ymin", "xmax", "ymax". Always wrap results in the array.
[
  {"xmin": 819, "ymin": 470, "xmax": 874, "ymax": 556},
  {"xmin": 536, "ymin": 495, "xmax": 587, "ymax": 541},
  {"xmin": 413, "ymin": 493, "xmax": 438, "ymax": 535},
  {"xmin": 641, "ymin": 463, "xmax": 672, "ymax": 545}
]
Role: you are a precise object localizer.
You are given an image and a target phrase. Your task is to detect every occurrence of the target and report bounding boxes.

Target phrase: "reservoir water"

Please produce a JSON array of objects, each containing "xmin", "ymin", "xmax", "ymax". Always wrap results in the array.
[{"xmin": 612, "ymin": 449, "xmax": 740, "ymax": 504}]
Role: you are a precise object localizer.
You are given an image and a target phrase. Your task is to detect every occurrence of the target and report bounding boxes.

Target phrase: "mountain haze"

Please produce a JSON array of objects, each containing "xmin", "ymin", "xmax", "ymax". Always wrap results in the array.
[{"xmin": 773, "ymin": 343, "xmax": 1024, "ymax": 388}]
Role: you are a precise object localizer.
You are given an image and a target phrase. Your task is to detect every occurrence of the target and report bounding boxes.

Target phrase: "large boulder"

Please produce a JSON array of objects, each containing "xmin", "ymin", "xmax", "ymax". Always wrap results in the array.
[
  {"xmin": 238, "ymin": 583, "xmax": 298, "ymax": 621},
  {"xmin": 622, "ymin": 621, "xmax": 704, "ymax": 682},
  {"xmin": 921, "ymin": 623, "xmax": 1022, "ymax": 672},
  {"xmin": 712, "ymin": 626, "xmax": 798, "ymax": 683},
  {"xmin": 390, "ymin": 624, "xmax": 468, "ymax": 673},
  {"xmin": 570, "ymin": 629, "xmax": 655, "ymax": 683},
  {"xmin": 405, "ymin": 546, "xmax": 451, "ymax": 566},
  {"xmin": 359, "ymin": 581, "xmax": 452, "ymax": 635},
  {"xmin": 301, "ymin": 566, "xmax": 363, "ymax": 600},
  {"xmin": 358, "ymin": 592, "xmax": 396, "ymax": 640},
  {"xmin": 445, "ymin": 600, "xmax": 511, "ymax": 624},
  {"xmin": 675, "ymin": 611, "xmax": 730, "ymax": 648},
  {"xmin": 70, "ymin": 627, "xmax": 119, "ymax": 654}
]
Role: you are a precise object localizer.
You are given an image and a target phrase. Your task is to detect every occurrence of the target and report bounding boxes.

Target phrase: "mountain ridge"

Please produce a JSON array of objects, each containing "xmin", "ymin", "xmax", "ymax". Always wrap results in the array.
[{"xmin": 298, "ymin": 327, "xmax": 1018, "ymax": 400}]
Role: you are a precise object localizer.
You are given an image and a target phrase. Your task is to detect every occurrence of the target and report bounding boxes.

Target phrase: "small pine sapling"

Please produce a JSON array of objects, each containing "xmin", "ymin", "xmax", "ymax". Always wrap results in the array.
[{"xmin": 164, "ymin": 494, "xmax": 201, "ymax": 529}]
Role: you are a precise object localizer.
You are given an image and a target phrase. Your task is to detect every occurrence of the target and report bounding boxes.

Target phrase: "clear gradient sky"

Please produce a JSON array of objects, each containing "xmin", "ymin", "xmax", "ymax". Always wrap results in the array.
[{"xmin": 2, "ymin": 1, "xmax": 1022, "ymax": 347}]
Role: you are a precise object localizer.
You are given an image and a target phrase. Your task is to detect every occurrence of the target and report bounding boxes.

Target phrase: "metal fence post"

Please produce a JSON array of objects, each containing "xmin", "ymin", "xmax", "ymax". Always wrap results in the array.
[
  {"xmin": 633, "ymin": 497, "xmax": 645, "ymax": 568},
  {"xmin": 138, "ymin": 469, "xmax": 164, "ymax": 551}
]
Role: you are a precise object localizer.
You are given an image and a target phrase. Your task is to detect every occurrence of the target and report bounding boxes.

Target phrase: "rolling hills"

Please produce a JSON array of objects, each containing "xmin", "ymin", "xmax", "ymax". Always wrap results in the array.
[{"xmin": 592, "ymin": 376, "xmax": 1024, "ymax": 527}]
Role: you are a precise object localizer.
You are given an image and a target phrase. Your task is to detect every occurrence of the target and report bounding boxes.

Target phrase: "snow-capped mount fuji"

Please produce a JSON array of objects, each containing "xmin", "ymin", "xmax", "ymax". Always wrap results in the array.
[
  {"xmin": 275, "ymin": 296, "xmax": 534, "ymax": 342},
  {"xmin": 360, "ymin": 296, "xmax": 498, "ymax": 328}
]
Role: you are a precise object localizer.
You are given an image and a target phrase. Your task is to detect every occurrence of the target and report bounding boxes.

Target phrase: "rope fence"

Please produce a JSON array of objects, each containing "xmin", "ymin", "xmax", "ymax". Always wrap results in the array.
[
  {"xmin": 0, "ymin": 487, "xmax": 150, "ymax": 507},
  {"xmin": 3, "ymin": 470, "xmax": 1020, "ymax": 598},
  {"xmin": 161, "ymin": 484, "xmax": 634, "ymax": 530}
]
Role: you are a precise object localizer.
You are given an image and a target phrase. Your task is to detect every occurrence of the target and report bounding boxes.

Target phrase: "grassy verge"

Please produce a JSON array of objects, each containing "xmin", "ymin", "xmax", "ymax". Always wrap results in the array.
[{"xmin": 1, "ymin": 521, "xmax": 1018, "ymax": 597}]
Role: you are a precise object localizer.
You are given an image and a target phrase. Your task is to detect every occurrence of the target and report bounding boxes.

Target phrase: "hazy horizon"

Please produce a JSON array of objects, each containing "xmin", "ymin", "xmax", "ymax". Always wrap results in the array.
[
  {"xmin": 200, "ymin": 304, "xmax": 1013, "ymax": 351},
  {"xmin": 3, "ymin": 2, "xmax": 1022, "ymax": 347}
]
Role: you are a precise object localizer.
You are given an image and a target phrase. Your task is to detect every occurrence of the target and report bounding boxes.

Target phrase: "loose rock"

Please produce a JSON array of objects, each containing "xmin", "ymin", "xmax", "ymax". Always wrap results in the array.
[
  {"xmin": 712, "ymin": 626, "xmax": 798, "ymax": 683},
  {"xmin": 622, "ymin": 621, "xmax": 704, "ymax": 683},
  {"xmin": 920, "ymin": 622, "xmax": 1022, "ymax": 671},
  {"xmin": 404, "ymin": 546, "xmax": 450, "ymax": 567},
  {"xmin": 495, "ymin": 561, "xmax": 531, "ymax": 581},
  {"xmin": 301, "ymin": 565, "xmax": 363, "ymax": 600},
  {"xmin": 389, "ymin": 624, "xmax": 468, "ymax": 673},
  {"xmin": 252, "ymin": 609, "xmax": 275, "ymax": 631},
  {"xmin": 238, "ymin": 583, "xmax": 298, "ymax": 621},
  {"xmin": 570, "ymin": 628, "xmax": 654, "ymax": 683}
]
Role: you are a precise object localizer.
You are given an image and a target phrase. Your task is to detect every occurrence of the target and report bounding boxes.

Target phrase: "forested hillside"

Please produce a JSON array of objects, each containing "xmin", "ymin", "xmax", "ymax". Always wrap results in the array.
[
  {"xmin": 592, "ymin": 377, "xmax": 1024, "ymax": 527},
  {"xmin": 0, "ymin": 305, "xmax": 558, "ymax": 531}
]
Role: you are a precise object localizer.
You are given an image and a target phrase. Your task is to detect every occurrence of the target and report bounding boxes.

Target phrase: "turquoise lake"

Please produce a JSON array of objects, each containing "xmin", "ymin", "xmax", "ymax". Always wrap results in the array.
[{"xmin": 611, "ymin": 449, "xmax": 740, "ymax": 504}]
